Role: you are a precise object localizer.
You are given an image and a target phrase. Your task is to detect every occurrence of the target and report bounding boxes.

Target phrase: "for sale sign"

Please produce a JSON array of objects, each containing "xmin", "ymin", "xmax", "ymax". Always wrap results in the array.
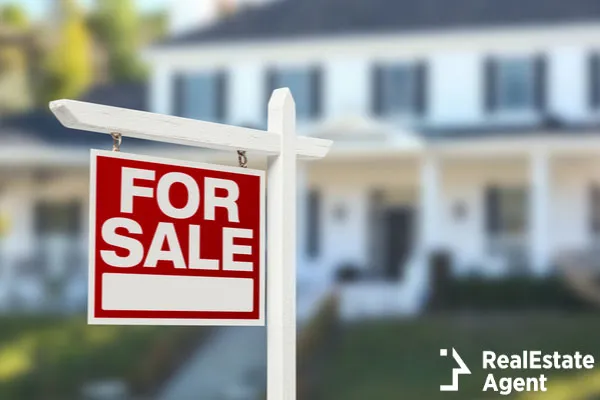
[{"xmin": 89, "ymin": 150, "xmax": 265, "ymax": 326}]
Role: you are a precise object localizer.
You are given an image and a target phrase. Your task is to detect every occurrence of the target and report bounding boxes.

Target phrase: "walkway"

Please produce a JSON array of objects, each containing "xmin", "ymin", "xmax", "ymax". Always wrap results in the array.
[{"xmin": 159, "ymin": 326, "xmax": 266, "ymax": 400}]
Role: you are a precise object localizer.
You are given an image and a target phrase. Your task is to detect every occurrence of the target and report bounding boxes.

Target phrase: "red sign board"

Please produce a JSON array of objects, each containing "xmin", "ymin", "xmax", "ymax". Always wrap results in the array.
[{"xmin": 89, "ymin": 150, "xmax": 265, "ymax": 325}]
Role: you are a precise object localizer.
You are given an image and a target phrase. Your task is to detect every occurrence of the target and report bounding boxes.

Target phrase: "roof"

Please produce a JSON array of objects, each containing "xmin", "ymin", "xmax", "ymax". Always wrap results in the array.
[
  {"xmin": 0, "ymin": 82, "xmax": 151, "ymax": 147},
  {"xmin": 80, "ymin": 82, "xmax": 148, "ymax": 112},
  {"xmin": 158, "ymin": 0, "xmax": 600, "ymax": 47}
]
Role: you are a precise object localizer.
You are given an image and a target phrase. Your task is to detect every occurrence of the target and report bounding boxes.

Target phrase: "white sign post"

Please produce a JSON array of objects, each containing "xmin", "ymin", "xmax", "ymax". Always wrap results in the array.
[{"xmin": 50, "ymin": 88, "xmax": 332, "ymax": 400}]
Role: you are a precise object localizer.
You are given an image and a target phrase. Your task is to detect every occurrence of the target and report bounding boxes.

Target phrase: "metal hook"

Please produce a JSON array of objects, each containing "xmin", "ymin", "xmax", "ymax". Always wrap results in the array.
[
  {"xmin": 237, "ymin": 150, "xmax": 247, "ymax": 168},
  {"xmin": 111, "ymin": 132, "xmax": 122, "ymax": 152}
]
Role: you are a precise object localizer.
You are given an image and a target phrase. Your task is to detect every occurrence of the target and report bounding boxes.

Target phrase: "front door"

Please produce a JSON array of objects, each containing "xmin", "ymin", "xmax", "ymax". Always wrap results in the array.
[{"xmin": 382, "ymin": 207, "xmax": 414, "ymax": 280}]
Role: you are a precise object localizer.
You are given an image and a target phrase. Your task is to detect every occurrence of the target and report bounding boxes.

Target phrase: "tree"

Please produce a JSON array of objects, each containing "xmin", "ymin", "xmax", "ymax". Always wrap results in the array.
[
  {"xmin": 40, "ymin": 0, "xmax": 93, "ymax": 103},
  {"xmin": 89, "ymin": 0, "xmax": 146, "ymax": 82},
  {"xmin": 0, "ymin": 3, "xmax": 29, "ymax": 30}
]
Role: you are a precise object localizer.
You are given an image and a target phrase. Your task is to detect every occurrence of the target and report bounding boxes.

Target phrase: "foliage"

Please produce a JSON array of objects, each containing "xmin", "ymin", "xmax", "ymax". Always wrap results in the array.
[
  {"xmin": 139, "ymin": 11, "xmax": 168, "ymax": 45},
  {"xmin": 0, "ymin": 316, "xmax": 208, "ymax": 399},
  {"xmin": 298, "ymin": 295, "xmax": 340, "ymax": 399},
  {"xmin": 39, "ymin": 0, "xmax": 93, "ymax": 104},
  {"xmin": 88, "ymin": 0, "xmax": 148, "ymax": 82},
  {"xmin": 0, "ymin": 3, "xmax": 29, "ymax": 29},
  {"xmin": 428, "ymin": 274, "xmax": 592, "ymax": 312}
]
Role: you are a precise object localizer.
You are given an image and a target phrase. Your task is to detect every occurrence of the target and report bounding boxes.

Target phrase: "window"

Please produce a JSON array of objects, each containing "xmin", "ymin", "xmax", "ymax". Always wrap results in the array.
[
  {"xmin": 590, "ymin": 185, "xmax": 600, "ymax": 238},
  {"xmin": 485, "ymin": 56, "xmax": 545, "ymax": 112},
  {"xmin": 34, "ymin": 200, "xmax": 81, "ymax": 236},
  {"xmin": 306, "ymin": 189, "xmax": 321, "ymax": 258},
  {"xmin": 174, "ymin": 71, "xmax": 227, "ymax": 122},
  {"xmin": 266, "ymin": 67, "xmax": 321, "ymax": 120},
  {"xmin": 372, "ymin": 62, "xmax": 426, "ymax": 117},
  {"xmin": 486, "ymin": 186, "xmax": 528, "ymax": 238}
]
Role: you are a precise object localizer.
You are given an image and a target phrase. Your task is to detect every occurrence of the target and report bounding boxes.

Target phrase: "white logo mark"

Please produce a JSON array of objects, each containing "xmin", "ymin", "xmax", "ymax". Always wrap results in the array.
[{"xmin": 440, "ymin": 348, "xmax": 472, "ymax": 391}]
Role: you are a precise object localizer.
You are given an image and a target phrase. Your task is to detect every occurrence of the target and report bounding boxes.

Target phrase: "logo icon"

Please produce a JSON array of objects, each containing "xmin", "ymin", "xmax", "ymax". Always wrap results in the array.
[{"xmin": 440, "ymin": 348, "xmax": 471, "ymax": 391}]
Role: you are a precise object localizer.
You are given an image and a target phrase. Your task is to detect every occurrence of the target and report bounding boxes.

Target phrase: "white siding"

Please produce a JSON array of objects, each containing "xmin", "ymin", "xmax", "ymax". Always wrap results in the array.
[
  {"xmin": 549, "ymin": 47, "xmax": 588, "ymax": 122},
  {"xmin": 324, "ymin": 59, "xmax": 371, "ymax": 118},
  {"xmin": 228, "ymin": 63, "xmax": 265, "ymax": 126},
  {"xmin": 429, "ymin": 53, "xmax": 482, "ymax": 126},
  {"xmin": 321, "ymin": 188, "xmax": 370, "ymax": 275},
  {"xmin": 440, "ymin": 159, "xmax": 528, "ymax": 276}
]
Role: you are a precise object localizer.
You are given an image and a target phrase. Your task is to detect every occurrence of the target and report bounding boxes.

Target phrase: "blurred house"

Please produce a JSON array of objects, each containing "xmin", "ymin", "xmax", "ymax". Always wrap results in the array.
[
  {"xmin": 3, "ymin": 0, "xmax": 600, "ymax": 319},
  {"xmin": 145, "ymin": 0, "xmax": 600, "ymax": 320},
  {"xmin": 0, "ymin": 83, "xmax": 153, "ymax": 312}
]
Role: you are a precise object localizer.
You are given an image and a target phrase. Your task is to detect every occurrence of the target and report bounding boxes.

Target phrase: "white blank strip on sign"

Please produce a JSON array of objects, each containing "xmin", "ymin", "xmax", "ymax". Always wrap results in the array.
[{"xmin": 102, "ymin": 273, "xmax": 254, "ymax": 312}]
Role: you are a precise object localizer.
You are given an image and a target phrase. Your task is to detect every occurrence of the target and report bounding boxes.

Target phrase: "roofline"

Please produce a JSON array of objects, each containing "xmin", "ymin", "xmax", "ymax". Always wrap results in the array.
[{"xmin": 144, "ymin": 21, "xmax": 600, "ymax": 65}]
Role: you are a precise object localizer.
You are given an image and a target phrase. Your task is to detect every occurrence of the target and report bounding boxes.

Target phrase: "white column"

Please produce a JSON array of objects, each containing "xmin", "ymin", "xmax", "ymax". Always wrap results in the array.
[
  {"xmin": 530, "ymin": 151, "xmax": 551, "ymax": 275},
  {"xmin": 420, "ymin": 154, "xmax": 441, "ymax": 254},
  {"xmin": 149, "ymin": 64, "xmax": 172, "ymax": 115}
]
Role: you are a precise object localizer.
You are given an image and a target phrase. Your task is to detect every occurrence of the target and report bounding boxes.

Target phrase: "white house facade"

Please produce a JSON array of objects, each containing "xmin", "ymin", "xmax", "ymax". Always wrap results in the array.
[
  {"xmin": 141, "ymin": 0, "xmax": 600, "ymax": 317},
  {"xmin": 4, "ymin": 0, "xmax": 600, "ymax": 318}
]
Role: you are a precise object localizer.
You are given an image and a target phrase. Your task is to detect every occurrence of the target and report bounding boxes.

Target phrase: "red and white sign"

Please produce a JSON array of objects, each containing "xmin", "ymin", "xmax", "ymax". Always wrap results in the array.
[{"xmin": 89, "ymin": 150, "xmax": 265, "ymax": 326}]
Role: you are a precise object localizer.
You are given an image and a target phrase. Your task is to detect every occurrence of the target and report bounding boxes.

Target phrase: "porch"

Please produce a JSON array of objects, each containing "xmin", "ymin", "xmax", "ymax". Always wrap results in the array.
[
  {"xmin": 0, "ymin": 166, "xmax": 89, "ymax": 312},
  {"xmin": 304, "ymin": 140, "xmax": 600, "ymax": 319}
]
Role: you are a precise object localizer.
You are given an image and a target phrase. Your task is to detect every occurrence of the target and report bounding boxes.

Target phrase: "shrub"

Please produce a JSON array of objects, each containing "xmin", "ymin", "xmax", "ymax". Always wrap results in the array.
[{"xmin": 429, "ymin": 275, "xmax": 592, "ymax": 312}]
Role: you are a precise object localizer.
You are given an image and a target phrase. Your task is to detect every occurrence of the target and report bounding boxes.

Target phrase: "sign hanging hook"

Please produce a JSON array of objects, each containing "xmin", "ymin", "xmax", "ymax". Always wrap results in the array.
[
  {"xmin": 237, "ymin": 150, "xmax": 247, "ymax": 168},
  {"xmin": 111, "ymin": 132, "xmax": 122, "ymax": 152}
]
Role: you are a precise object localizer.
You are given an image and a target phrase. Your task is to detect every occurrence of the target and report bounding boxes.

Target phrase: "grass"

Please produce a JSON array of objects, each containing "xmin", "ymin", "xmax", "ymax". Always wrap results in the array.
[
  {"xmin": 315, "ymin": 313, "xmax": 600, "ymax": 400},
  {"xmin": 0, "ymin": 315, "xmax": 208, "ymax": 400}
]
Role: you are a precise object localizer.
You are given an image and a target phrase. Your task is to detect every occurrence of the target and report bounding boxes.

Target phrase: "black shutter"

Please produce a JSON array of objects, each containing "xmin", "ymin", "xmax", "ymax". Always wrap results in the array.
[
  {"xmin": 485, "ymin": 186, "xmax": 500, "ymax": 235},
  {"xmin": 307, "ymin": 189, "xmax": 321, "ymax": 258},
  {"xmin": 173, "ymin": 73, "xmax": 185, "ymax": 117},
  {"xmin": 484, "ymin": 57, "xmax": 497, "ymax": 113},
  {"xmin": 591, "ymin": 185, "xmax": 600, "ymax": 234},
  {"xmin": 534, "ymin": 55, "xmax": 547, "ymax": 112},
  {"xmin": 414, "ymin": 61, "xmax": 428, "ymax": 116},
  {"xmin": 310, "ymin": 66, "xmax": 322, "ymax": 118},
  {"xmin": 371, "ymin": 64, "xmax": 384, "ymax": 116},
  {"xmin": 590, "ymin": 54, "xmax": 600, "ymax": 109},
  {"xmin": 215, "ymin": 70, "xmax": 227, "ymax": 122}
]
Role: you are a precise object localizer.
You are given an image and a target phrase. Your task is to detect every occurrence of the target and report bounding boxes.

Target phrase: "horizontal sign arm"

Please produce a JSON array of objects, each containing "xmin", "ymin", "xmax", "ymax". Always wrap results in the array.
[{"xmin": 49, "ymin": 99, "xmax": 332, "ymax": 160}]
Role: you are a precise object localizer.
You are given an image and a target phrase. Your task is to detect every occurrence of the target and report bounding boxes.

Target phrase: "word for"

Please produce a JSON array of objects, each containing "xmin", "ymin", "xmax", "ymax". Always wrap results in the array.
[{"xmin": 100, "ymin": 167, "xmax": 253, "ymax": 271}]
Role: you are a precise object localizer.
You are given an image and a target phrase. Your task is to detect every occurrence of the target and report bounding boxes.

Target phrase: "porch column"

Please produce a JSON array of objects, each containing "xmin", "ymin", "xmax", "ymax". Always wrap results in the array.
[
  {"xmin": 420, "ymin": 154, "xmax": 441, "ymax": 254},
  {"xmin": 529, "ymin": 151, "xmax": 551, "ymax": 275}
]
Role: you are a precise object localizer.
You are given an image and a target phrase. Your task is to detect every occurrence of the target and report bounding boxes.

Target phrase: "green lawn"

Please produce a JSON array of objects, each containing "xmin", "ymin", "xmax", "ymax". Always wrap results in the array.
[
  {"xmin": 0, "ymin": 315, "xmax": 207, "ymax": 400},
  {"xmin": 315, "ymin": 313, "xmax": 600, "ymax": 400}
]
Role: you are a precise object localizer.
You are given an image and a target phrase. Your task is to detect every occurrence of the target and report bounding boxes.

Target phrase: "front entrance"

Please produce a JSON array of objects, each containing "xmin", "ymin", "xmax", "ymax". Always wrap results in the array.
[{"xmin": 382, "ymin": 206, "xmax": 414, "ymax": 279}]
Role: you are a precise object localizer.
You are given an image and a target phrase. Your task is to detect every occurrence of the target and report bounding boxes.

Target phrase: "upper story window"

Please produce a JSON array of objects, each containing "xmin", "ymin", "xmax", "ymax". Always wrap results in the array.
[
  {"xmin": 266, "ymin": 67, "xmax": 322, "ymax": 121},
  {"xmin": 173, "ymin": 71, "xmax": 227, "ymax": 122},
  {"xmin": 485, "ymin": 56, "xmax": 545, "ymax": 113},
  {"xmin": 372, "ymin": 62, "xmax": 427, "ymax": 117}
]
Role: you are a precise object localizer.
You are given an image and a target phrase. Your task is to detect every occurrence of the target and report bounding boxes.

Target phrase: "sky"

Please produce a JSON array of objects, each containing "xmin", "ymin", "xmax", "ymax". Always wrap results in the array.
[{"xmin": 0, "ymin": 0, "xmax": 170, "ymax": 20}]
